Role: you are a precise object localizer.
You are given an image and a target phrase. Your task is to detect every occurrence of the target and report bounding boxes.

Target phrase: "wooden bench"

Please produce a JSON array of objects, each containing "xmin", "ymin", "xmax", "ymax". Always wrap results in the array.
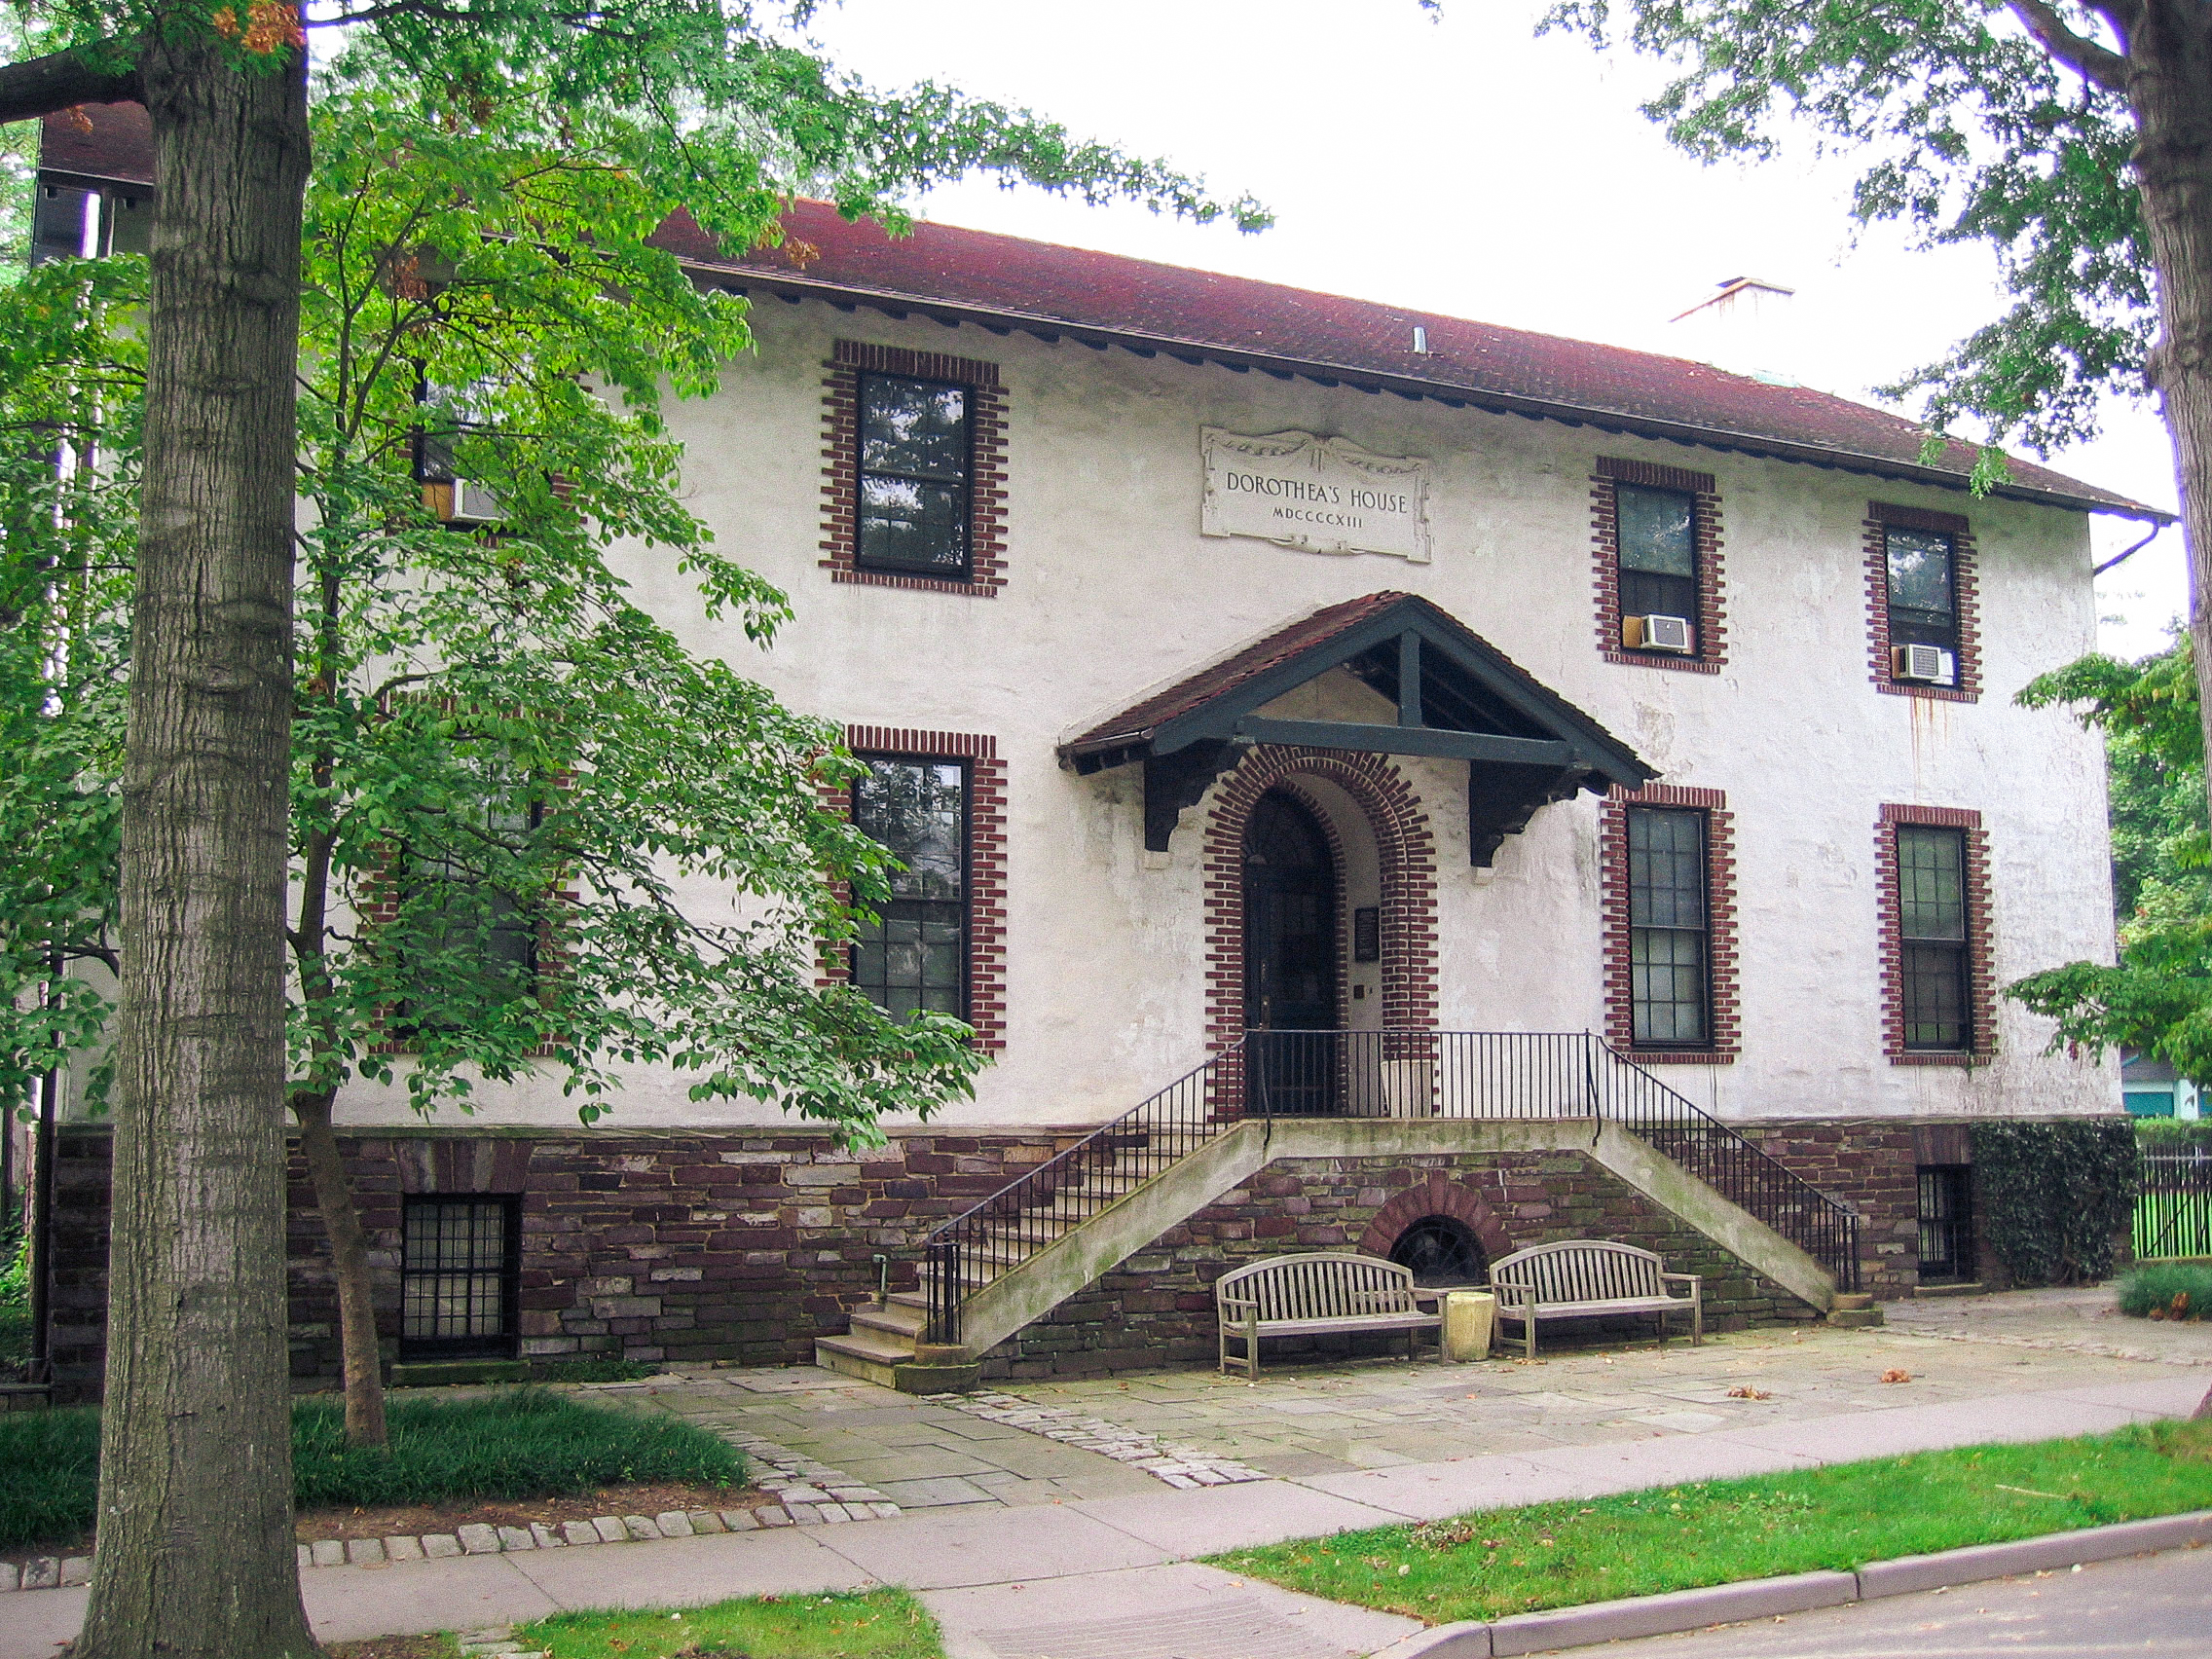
[
  {"xmin": 1489, "ymin": 1240, "xmax": 1701, "ymax": 1359},
  {"xmin": 1216, "ymin": 1252, "xmax": 1443, "ymax": 1378},
  {"xmin": 0, "ymin": 1358, "xmax": 54, "ymax": 1412}
]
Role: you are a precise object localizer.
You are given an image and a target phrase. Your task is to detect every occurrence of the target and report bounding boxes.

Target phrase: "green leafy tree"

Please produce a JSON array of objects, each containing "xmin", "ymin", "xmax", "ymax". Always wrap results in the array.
[
  {"xmin": 2009, "ymin": 640, "xmax": 2212, "ymax": 1075},
  {"xmin": 0, "ymin": 6, "xmax": 1258, "ymax": 1654},
  {"xmin": 1541, "ymin": 0, "xmax": 2211, "ymax": 799}
]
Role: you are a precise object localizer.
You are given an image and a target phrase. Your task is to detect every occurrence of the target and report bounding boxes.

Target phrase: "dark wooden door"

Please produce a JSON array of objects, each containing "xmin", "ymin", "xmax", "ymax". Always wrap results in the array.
[{"xmin": 1244, "ymin": 792, "xmax": 1339, "ymax": 1113}]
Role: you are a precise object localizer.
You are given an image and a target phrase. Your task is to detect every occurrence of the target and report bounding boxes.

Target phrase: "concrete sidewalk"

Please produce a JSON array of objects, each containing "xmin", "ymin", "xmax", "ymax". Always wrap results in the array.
[{"xmin": 2, "ymin": 1367, "xmax": 2200, "ymax": 1659}]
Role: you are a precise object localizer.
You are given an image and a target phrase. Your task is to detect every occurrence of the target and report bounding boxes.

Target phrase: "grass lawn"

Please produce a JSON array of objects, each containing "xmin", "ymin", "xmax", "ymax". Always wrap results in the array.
[
  {"xmin": 0, "ymin": 1386, "xmax": 745, "ymax": 1550},
  {"xmin": 517, "ymin": 1591, "xmax": 944, "ymax": 1659},
  {"xmin": 323, "ymin": 1594, "xmax": 944, "ymax": 1659},
  {"xmin": 1211, "ymin": 1417, "xmax": 2212, "ymax": 1626}
]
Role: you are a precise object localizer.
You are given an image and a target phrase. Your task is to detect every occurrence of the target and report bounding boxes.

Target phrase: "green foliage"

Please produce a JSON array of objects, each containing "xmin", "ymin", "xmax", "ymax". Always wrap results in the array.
[
  {"xmin": 1972, "ymin": 1120, "xmax": 2138, "ymax": 1286},
  {"xmin": 2007, "ymin": 640, "xmax": 2212, "ymax": 1086},
  {"xmin": 0, "ymin": 1228, "xmax": 29, "ymax": 1367},
  {"xmin": 290, "ymin": 1385, "xmax": 743, "ymax": 1510},
  {"xmin": 0, "ymin": 15, "xmax": 1269, "ymax": 1142},
  {"xmin": 1213, "ymin": 1420, "xmax": 2212, "ymax": 1624},
  {"xmin": 521, "ymin": 1590, "xmax": 944, "ymax": 1659},
  {"xmin": 2137, "ymin": 1119, "xmax": 2212, "ymax": 1151},
  {"xmin": 1540, "ymin": 0, "xmax": 2148, "ymax": 458},
  {"xmin": 0, "ymin": 1386, "xmax": 744, "ymax": 1546},
  {"xmin": 2118, "ymin": 1262, "xmax": 2212, "ymax": 1318},
  {"xmin": 0, "ymin": 1403, "xmax": 100, "ymax": 1549}
]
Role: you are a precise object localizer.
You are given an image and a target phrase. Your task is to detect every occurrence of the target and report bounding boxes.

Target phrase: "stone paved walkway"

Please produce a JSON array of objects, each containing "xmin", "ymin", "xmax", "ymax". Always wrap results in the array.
[{"xmin": 598, "ymin": 1288, "xmax": 2212, "ymax": 1509}]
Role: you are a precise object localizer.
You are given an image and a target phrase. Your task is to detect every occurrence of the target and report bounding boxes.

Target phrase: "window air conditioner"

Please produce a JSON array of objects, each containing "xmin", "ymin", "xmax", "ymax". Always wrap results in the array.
[
  {"xmin": 1893, "ymin": 643, "xmax": 1957, "ymax": 685},
  {"xmin": 1623, "ymin": 613, "xmax": 1694, "ymax": 652},
  {"xmin": 447, "ymin": 478, "xmax": 502, "ymax": 525}
]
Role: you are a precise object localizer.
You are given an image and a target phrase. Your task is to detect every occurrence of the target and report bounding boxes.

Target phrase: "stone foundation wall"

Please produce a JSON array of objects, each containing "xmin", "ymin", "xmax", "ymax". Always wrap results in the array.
[
  {"xmin": 974, "ymin": 1148, "xmax": 1825, "ymax": 1382},
  {"xmin": 46, "ymin": 1114, "xmax": 1984, "ymax": 1400}
]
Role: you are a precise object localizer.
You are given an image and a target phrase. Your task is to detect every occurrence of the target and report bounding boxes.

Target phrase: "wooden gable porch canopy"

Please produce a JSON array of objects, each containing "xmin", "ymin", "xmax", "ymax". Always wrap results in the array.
[{"xmin": 1059, "ymin": 592, "xmax": 1655, "ymax": 863}]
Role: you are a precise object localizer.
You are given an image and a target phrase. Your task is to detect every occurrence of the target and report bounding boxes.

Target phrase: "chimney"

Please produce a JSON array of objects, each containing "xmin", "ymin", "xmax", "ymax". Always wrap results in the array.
[{"xmin": 1669, "ymin": 276, "xmax": 1798, "ymax": 386}]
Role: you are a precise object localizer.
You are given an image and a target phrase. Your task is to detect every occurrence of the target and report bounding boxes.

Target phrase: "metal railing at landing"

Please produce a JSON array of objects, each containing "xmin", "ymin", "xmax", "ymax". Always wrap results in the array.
[{"xmin": 921, "ymin": 1029, "xmax": 1862, "ymax": 1346}]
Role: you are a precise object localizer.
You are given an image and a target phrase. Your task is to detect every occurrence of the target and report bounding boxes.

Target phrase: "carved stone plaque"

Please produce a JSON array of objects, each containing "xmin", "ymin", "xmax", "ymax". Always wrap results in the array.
[{"xmin": 1201, "ymin": 428, "xmax": 1432, "ymax": 563}]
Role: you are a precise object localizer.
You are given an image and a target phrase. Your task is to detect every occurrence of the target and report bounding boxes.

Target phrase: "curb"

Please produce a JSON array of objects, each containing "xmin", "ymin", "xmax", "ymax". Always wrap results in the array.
[{"xmin": 1368, "ymin": 1509, "xmax": 2212, "ymax": 1658}]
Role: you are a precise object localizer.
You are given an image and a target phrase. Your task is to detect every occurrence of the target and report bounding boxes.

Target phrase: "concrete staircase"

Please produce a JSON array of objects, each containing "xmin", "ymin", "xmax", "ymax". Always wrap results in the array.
[{"xmin": 816, "ymin": 1113, "xmax": 1862, "ymax": 1390}]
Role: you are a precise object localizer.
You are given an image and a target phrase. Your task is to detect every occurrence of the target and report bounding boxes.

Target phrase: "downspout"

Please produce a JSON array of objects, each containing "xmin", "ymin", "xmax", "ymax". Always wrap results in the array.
[{"xmin": 2094, "ymin": 521, "xmax": 2165, "ymax": 577}]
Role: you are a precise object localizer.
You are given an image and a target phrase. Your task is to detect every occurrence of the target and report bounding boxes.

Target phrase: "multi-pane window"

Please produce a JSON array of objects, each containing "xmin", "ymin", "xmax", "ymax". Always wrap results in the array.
[
  {"xmin": 1917, "ymin": 1165, "xmax": 1974, "ymax": 1282},
  {"xmin": 1885, "ymin": 528, "xmax": 1958, "ymax": 658},
  {"xmin": 1627, "ymin": 806, "xmax": 1709, "ymax": 1047},
  {"xmin": 1898, "ymin": 825, "xmax": 1971, "ymax": 1050},
  {"xmin": 400, "ymin": 1197, "xmax": 518, "ymax": 1359},
  {"xmin": 391, "ymin": 758, "xmax": 542, "ymax": 1035},
  {"xmin": 1616, "ymin": 484, "xmax": 1699, "ymax": 651},
  {"xmin": 851, "ymin": 758, "xmax": 968, "ymax": 1018},
  {"xmin": 857, "ymin": 374, "xmax": 972, "ymax": 577}
]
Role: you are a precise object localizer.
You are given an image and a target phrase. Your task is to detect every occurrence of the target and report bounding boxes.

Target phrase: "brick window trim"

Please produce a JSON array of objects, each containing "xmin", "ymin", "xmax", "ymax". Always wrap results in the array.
[
  {"xmin": 1591, "ymin": 457, "xmax": 1728, "ymax": 675},
  {"xmin": 1600, "ymin": 782, "xmax": 1740, "ymax": 1063},
  {"xmin": 820, "ymin": 341, "xmax": 1008, "ymax": 598},
  {"xmin": 820, "ymin": 726, "xmax": 1007, "ymax": 1052},
  {"xmin": 1202, "ymin": 746, "xmax": 1438, "ymax": 1053},
  {"xmin": 1875, "ymin": 803, "xmax": 1996, "ymax": 1066},
  {"xmin": 1865, "ymin": 500, "xmax": 1980, "ymax": 703}
]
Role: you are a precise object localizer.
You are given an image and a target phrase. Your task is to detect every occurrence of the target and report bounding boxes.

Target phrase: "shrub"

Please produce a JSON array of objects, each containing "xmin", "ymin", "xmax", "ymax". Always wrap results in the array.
[
  {"xmin": 291, "ymin": 1385, "xmax": 745, "ymax": 1510},
  {"xmin": 2119, "ymin": 1263, "xmax": 2212, "ymax": 1319},
  {"xmin": 0, "ymin": 1405, "xmax": 99, "ymax": 1548},
  {"xmin": 2137, "ymin": 1119, "xmax": 2212, "ymax": 1152},
  {"xmin": 1972, "ymin": 1120, "xmax": 2139, "ymax": 1286},
  {"xmin": 0, "ymin": 1385, "xmax": 745, "ymax": 1548},
  {"xmin": 0, "ymin": 1230, "xmax": 30, "ymax": 1368}
]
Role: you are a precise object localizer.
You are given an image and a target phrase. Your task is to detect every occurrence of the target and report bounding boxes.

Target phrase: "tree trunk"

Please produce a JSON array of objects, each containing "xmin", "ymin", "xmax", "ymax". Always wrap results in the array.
[
  {"xmin": 2128, "ymin": 6, "xmax": 2212, "ymax": 830},
  {"xmin": 73, "ymin": 27, "xmax": 318, "ymax": 1659},
  {"xmin": 293, "ymin": 1091, "xmax": 389, "ymax": 1448}
]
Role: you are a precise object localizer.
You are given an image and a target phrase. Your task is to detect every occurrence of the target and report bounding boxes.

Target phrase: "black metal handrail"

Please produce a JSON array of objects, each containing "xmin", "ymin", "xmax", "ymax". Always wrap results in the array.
[
  {"xmin": 922, "ymin": 1037, "xmax": 1250, "ymax": 1346},
  {"xmin": 921, "ymin": 1029, "xmax": 1862, "ymax": 1344}
]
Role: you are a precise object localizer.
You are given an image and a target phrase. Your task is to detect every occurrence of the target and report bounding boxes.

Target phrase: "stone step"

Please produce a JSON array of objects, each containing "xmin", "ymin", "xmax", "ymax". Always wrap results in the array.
[
  {"xmin": 851, "ymin": 1302, "xmax": 928, "ymax": 1340},
  {"xmin": 1829, "ymin": 1292, "xmax": 1874, "ymax": 1310},
  {"xmin": 814, "ymin": 1332, "xmax": 914, "ymax": 1388},
  {"xmin": 1913, "ymin": 1281, "xmax": 1984, "ymax": 1299},
  {"xmin": 1827, "ymin": 1307, "xmax": 1886, "ymax": 1328}
]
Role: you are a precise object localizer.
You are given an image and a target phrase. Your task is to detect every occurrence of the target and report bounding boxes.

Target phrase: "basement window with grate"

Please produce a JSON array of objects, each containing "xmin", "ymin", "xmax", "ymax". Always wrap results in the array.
[{"xmin": 399, "ymin": 1196, "xmax": 520, "ymax": 1360}]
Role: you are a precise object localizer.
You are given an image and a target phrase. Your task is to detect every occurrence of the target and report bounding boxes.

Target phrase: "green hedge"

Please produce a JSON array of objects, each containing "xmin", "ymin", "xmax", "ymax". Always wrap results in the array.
[
  {"xmin": 0, "ymin": 1385, "xmax": 746, "ymax": 1550},
  {"xmin": 2137, "ymin": 1119, "xmax": 2212, "ymax": 1151},
  {"xmin": 1972, "ymin": 1120, "xmax": 2139, "ymax": 1286},
  {"xmin": 2119, "ymin": 1262, "xmax": 2212, "ymax": 1318}
]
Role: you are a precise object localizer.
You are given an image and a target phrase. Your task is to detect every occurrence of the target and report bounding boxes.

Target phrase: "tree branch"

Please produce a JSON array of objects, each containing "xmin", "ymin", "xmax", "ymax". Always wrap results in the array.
[
  {"xmin": 2006, "ymin": 0, "xmax": 2131, "ymax": 92},
  {"xmin": 0, "ymin": 45, "xmax": 142, "ymax": 125}
]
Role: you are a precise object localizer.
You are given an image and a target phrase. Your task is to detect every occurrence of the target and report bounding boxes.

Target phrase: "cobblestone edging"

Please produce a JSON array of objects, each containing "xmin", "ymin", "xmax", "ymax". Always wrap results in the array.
[
  {"xmin": 0, "ymin": 1432, "xmax": 900, "ymax": 1593},
  {"xmin": 926, "ymin": 1389, "xmax": 1268, "ymax": 1488}
]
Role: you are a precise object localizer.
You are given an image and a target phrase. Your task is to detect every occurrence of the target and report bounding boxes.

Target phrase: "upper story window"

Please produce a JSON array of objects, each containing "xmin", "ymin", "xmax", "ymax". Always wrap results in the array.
[
  {"xmin": 851, "ymin": 756, "xmax": 969, "ymax": 1019},
  {"xmin": 1616, "ymin": 485, "xmax": 1699, "ymax": 655},
  {"xmin": 1885, "ymin": 527, "xmax": 1959, "ymax": 684},
  {"xmin": 1866, "ymin": 503, "xmax": 1977, "ymax": 700},
  {"xmin": 857, "ymin": 374, "xmax": 972, "ymax": 578},
  {"xmin": 388, "ymin": 759, "xmax": 544, "ymax": 1036},
  {"xmin": 1896, "ymin": 824, "xmax": 1971, "ymax": 1051},
  {"xmin": 1592, "ymin": 458, "xmax": 1725, "ymax": 673},
  {"xmin": 1626, "ymin": 805, "xmax": 1710, "ymax": 1048}
]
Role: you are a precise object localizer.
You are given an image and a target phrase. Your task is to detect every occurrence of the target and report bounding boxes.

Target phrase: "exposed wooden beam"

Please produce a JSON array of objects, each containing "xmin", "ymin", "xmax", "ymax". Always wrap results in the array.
[{"xmin": 1233, "ymin": 718, "xmax": 1576, "ymax": 766}]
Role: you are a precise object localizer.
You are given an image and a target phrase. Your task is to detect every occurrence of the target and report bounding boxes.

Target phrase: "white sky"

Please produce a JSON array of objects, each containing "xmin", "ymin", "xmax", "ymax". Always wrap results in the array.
[{"xmin": 806, "ymin": 0, "xmax": 2187, "ymax": 661}]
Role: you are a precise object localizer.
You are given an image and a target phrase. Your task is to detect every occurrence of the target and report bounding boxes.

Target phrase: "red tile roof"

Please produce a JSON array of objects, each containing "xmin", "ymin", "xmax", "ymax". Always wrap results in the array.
[
  {"xmin": 662, "ymin": 201, "xmax": 2161, "ymax": 521},
  {"xmin": 37, "ymin": 105, "xmax": 2156, "ymax": 519}
]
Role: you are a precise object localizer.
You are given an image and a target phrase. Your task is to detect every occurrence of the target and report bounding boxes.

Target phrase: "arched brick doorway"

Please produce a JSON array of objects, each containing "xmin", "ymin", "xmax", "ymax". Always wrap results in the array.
[
  {"xmin": 1203, "ymin": 745, "xmax": 1437, "ymax": 1051},
  {"xmin": 1358, "ymin": 1173, "xmax": 1515, "ymax": 1270}
]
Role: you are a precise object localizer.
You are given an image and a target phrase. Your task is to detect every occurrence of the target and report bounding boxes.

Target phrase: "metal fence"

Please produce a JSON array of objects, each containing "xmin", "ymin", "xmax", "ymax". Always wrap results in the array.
[
  {"xmin": 922, "ymin": 1030, "xmax": 1862, "ymax": 1345},
  {"xmin": 2136, "ymin": 1152, "xmax": 2212, "ymax": 1261}
]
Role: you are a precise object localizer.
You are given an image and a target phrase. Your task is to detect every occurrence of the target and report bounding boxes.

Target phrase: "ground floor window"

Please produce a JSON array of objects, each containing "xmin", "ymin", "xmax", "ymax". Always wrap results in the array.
[
  {"xmin": 851, "ymin": 756, "xmax": 969, "ymax": 1019},
  {"xmin": 1917, "ymin": 1165, "xmax": 1974, "ymax": 1283},
  {"xmin": 1628, "ymin": 805, "xmax": 1710, "ymax": 1048},
  {"xmin": 400, "ymin": 1196, "xmax": 520, "ymax": 1360}
]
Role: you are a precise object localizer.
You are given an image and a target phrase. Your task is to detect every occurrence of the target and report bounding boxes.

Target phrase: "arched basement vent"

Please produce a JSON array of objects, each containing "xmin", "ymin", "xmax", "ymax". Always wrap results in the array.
[{"xmin": 1388, "ymin": 1214, "xmax": 1487, "ymax": 1287}]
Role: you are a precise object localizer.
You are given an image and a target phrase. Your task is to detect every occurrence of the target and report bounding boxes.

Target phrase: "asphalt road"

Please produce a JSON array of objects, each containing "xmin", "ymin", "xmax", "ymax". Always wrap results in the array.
[{"xmin": 1569, "ymin": 1545, "xmax": 2212, "ymax": 1657}]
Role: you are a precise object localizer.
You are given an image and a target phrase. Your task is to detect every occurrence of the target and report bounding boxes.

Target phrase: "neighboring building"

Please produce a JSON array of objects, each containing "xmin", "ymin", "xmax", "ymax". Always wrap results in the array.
[
  {"xmin": 2123, "ymin": 1052, "xmax": 2201, "ymax": 1120},
  {"xmin": 34, "ymin": 108, "xmax": 2164, "ymax": 1396}
]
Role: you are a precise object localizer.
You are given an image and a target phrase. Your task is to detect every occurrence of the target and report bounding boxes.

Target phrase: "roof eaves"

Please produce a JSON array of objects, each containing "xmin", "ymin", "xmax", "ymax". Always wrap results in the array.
[{"xmin": 693, "ymin": 258, "xmax": 2172, "ymax": 524}]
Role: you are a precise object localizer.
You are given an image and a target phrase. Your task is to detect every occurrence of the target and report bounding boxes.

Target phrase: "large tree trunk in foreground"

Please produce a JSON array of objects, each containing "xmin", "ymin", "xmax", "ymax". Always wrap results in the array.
[
  {"xmin": 2127, "ymin": 6, "xmax": 2212, "ymax": 830},
  {"xmin": 294, "ymin": 1091, "xmax": 389, "ymax": 1448},
  {"xmin": 74, "ymin": 29, "xmax": 318, "ymax": 1659}
]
